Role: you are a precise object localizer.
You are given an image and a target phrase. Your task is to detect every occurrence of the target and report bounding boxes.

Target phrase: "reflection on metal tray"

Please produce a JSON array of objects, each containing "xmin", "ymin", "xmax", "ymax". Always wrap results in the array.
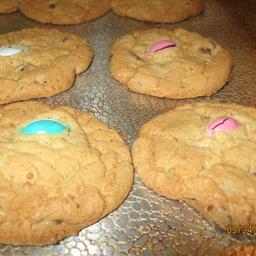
[{"xmin": 0, "ymin": 0, "xmax": 256, "ymax": 255}]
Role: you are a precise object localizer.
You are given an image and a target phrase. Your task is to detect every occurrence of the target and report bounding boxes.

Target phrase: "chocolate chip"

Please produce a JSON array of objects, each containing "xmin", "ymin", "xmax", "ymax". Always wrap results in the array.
[
  {"xmin": 62, "ymin": 37, "xmax": 68, "ymax": 43},
  {"xmin": 48, "ymin": 3, "xmax": 56, "ymax": 9},
  {"xmin": 17, "ymin": 66, "xmax": 27, "ymax": 72},
  {"xmin": 54, "ymin": 219, "xmax": 63, "ymax": 225},
  {"xmin": 200, "ymin": 47, "xmax": 212, "ymax": 55},
  {"xmin": 26, "ymin": 172, "xmax": 33, "ymax": 180},
  {"xmin": 207, "ymin": 205, "xmax": 214, "ymax": 211}
]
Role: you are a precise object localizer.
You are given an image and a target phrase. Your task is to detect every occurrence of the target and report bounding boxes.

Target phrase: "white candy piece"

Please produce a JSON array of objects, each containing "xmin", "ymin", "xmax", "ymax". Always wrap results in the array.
[{"xmin": 0, "ymin": 47, "xmax": 21, "ymax": 57}]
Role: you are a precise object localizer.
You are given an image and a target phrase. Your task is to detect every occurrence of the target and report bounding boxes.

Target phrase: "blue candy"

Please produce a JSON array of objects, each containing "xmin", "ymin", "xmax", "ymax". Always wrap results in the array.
[{"xmin": 21, "ymin": 119, "xmax": 68, "ymax": 135}]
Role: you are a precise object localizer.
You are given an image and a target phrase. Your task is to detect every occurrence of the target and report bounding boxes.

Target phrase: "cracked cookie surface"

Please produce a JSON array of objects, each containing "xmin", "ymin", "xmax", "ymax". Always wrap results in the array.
[
  {"xmin": 110, "ymin": 28, "xmax": 233, "ymax": 99},
  {"xmin": 111, "ymin": 0, "xmax": 205, "ymax": 23},
  {"xmin": 19, "ymin": 0, "xmax": 111, "ymax": 25},
  {"xmin": 132, "ymin": 103, "xmax": 256, "ymax": 228},
  {"xmin": 0, "ymin": 0, "xmax": 18, "ymax": 14},
  {"xmin": 0, "ymin": 28, "xmax": 92, "ymax": 105},
  {"xmin": 0, "ymin": 101, "xmax": 133, "ymax": 245}
]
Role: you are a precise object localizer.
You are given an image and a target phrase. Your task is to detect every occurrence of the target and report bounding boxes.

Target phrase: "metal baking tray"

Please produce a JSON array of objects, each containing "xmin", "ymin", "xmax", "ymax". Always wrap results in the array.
[{"xmin": 0, "ymin": 0, "xmax": 255, "ymax": 255}]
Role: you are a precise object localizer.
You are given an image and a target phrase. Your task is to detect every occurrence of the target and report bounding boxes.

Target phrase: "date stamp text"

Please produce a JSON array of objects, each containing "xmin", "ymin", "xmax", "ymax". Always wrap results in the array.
[{"xmin": 225, "ymin": 225, "xmax": 256, "ymax": 234}]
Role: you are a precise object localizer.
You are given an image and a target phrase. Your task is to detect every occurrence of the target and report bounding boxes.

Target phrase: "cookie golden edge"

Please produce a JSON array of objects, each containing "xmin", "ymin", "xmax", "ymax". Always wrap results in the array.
[
  {"xmin": 111, "ymin": 0, "xmax": 205, "ymax": 23},
  {"xmin": 0, "ymin": 28, "xmax": 93, "ymax": 105},
  {"xmin": 0, "ymin": 101, "xmax": 133, "ymax": 245},
  {"xmin": 0, "ymin": 0, "xmax": 18, "ymax": 14},
  {"xmin": 18, "ymin": 0, "xmax": 111, "ymax": 25},
  {"xmin": 109, "ymin": 28, "xmax": 233, "ymax": 99},
  {"xmin": 223, "ymin": 244, "xmax": 256, "ymax": 256},
  {"xmin": 131, "ymin": 102, "xmax": 256, "ymax": 229}
]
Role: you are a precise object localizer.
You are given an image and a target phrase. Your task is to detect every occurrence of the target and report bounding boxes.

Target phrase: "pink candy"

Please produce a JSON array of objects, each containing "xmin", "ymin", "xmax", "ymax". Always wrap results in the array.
[
  {"xmin": 207, "ymin": 117, "xmax": 240, "ymax": 137},
  {"xmin": 149, "ymin": 40, "xmax": 176, "ymax": 53}
]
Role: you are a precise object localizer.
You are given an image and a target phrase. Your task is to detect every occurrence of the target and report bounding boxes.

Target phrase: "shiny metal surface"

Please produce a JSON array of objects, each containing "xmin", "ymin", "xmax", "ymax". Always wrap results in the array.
[{"xmin": 0, "ymin": 0, "xmax": 255, "ymax": 255}]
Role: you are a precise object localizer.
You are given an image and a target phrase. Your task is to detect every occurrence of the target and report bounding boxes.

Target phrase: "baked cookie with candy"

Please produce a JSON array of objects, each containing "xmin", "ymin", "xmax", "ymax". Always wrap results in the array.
[
  {"xmin": 19, "ymin": 0, "xmax": 111, "ymax": 25},
  {"xmin": 132, "ymin": 103, "xmax": 256, "ymax": 228},
  {"xmin": 0, "ymin": 28, "xmax": 92, "ymax": 105},
  {"xmin": 0, "ymin": 101, "xmax": 133, "ymax": 245},
  {"xmin": 110, "ymin": 28, "xmax": 233, "ymax": 99},
  {"xmin": 111, "ymin": 0, "xmax": 205, "ymax": 23}
]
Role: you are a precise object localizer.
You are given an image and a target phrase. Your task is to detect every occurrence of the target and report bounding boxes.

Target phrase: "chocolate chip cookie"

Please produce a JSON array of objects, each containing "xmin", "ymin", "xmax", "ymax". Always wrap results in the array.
[
  {"xmin": 111, "ymin": 0, "xmax": 205, "ymax": 23},
  {"xmin": 132, "ymin": 103, "xmax": 256, "ymax": 228},
  {"xmin": 110, "ymin": 28, "xmax": 233, "ymax": 99},
  {"xmin": 0, "ymin": 101, "xmax": 133, "ymax": 245},
  {"xmin": 19, "ymin": 0, "xmax": 111, "ymax": 25},
  {"xmin": 0, "ymin": 28, "xmax": 93, "ymax": 105}
]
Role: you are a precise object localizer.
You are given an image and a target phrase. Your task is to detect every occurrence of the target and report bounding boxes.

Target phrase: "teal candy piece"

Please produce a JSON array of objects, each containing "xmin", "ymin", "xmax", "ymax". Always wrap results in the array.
[{"xmin": 21, "ymin": 119, "xmax": 68, "ymax": 135}]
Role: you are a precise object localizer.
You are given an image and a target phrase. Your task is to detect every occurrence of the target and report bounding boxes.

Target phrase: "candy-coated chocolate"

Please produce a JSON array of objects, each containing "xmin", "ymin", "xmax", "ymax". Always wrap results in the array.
[
  {"xmin": 149, "ymin": 40, "xmax": 176, "ymax": 53},
  {"xmin": 21, "ymin": 119, "xmax": 68, "ymax": 135},
  {"xmin": 0, "ymin": 47, "xmax": 21, "ymax": 57},
  {"xmin": 207, "ymin": 117, "xmax": 240, "ymax": 137}
]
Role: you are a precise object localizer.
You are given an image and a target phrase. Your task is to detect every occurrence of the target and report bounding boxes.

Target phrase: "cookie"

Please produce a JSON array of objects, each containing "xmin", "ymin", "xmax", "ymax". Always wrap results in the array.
[
  {"xmin": 0, "ymin": 0, "xmax": 18, "ymax": 14},
  {"xmin": 110, "ymin": 28, "xmax": 233, "ymax": 99},
  {"xmin": 19, "ymin": 0, "xmax": 111, "ymax": 25},
  {"xmin": 223, "ymin": 244, "xmax": 256, "ymax": 256},
  {"xmin": 0, "ymin": 101, "xmax": 133, "ymax": 245},
  {"xmin": 0, "ymin": 28, "xmax": 92, "ymax": 105},
  {"xmin": 132, "ymin": 103, "xmax": 256, "ymax": 228},
  {"xmin": 111, "ymin": 0, "xmax": 205, "ymax": 23}
]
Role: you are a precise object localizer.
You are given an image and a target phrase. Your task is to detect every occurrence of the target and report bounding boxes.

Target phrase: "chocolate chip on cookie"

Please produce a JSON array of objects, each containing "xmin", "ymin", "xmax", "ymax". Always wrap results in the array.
[{"xmin": 48, "ymin": 3, "xmax": 56, "ymax": 9}]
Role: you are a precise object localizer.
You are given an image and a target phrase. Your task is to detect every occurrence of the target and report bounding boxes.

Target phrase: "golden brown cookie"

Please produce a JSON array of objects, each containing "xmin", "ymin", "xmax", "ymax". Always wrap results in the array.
[
  {"xmin": 132, "ymin": 103, "xmax": 256, "ymax": 228},
  {"xmin": 0, "ymin": 101, "xmax": 133, "ymax": 245},
  {"xmin": 19, "ymin": 0, "xmax": 111, "ymax": 25},
  {"xmin": 223, "ymin": 244, "xmax": 256, "ymax": 256},
  {"xmin": 0, "ymin": 28, "xmax": 92, "ymax": 105},
  {"xmin": 110, "ymin": 28, "xmax": 233, "ymax": 99},
  {"xmin": 111, "ymin": 0, "xmax": 205, "ymax": 23},
  {"xmin": 0, "ymin": 0, "xmax": 18, "ymax": 14}
]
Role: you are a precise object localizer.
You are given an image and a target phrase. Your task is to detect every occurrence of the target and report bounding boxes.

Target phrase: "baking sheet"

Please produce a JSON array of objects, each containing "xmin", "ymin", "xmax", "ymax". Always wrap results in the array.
[{"xmin": 0, "ymin": 0, "xmax": 256, "ymax": 255}]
